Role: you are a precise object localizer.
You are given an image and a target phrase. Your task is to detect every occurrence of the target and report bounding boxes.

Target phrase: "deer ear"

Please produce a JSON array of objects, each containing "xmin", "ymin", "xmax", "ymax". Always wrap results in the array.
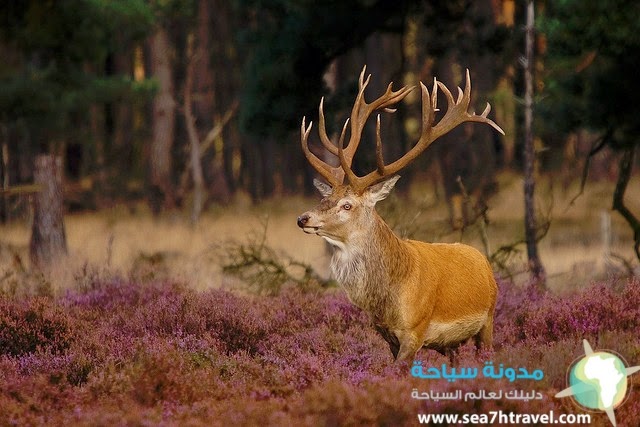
[
  {"xmin": 365, "ymin": 175, "xmax": 400, "ymax": 205},
  {"xmin": 313, "ymin": 178, "xmax": 333, "ymax": 197}
]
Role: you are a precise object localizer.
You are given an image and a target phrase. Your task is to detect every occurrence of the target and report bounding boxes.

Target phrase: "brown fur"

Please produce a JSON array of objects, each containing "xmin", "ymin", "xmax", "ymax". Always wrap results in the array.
[{"xmin": 297, "ymin": 177, "xmax": 497, "ymax": 362}]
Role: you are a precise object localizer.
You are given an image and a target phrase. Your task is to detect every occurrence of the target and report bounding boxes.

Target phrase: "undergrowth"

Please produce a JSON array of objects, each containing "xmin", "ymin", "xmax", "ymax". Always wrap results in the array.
[
  {"xmin": 1, "ymin": 275, "xmax": 639, "ymax": 425},
  {"xmin": 215, "ymin": 220, "xmax": 331, "ymax": 295}
]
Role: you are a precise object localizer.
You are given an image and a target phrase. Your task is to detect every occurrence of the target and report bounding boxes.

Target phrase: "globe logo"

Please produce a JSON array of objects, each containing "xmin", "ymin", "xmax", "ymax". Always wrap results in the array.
[
  {"xmin": 556, "ymin": 340, "xmax": 640, "ymax": 427},
  {"xmin": 569, "ymin": 351, "xmax": 627, "ymax": 410}
]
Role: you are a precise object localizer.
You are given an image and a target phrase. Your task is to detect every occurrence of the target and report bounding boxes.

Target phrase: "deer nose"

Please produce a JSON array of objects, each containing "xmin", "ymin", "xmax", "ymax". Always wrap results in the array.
[{"xmin": 297, "ymin": 214, "xmax": 309, "ymax": 228}]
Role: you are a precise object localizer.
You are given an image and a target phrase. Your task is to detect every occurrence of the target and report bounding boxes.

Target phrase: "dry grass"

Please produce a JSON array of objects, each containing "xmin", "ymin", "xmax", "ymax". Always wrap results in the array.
[
  {"xmin": 0, "ymin": 196, "xmax": 330, "ymax": 293},
  {"xmin": 0, "ymin": 172, "xmax": 638, "ymax": 294},
  {"xmin": 487, "ymin": 173, "xmax": 640, "ymax": 290}
]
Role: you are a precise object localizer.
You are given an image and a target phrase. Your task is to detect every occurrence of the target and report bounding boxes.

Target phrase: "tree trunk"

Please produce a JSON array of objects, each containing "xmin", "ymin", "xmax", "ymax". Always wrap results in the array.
[
  {"xmin": 223, "ymin": 124, "xmax": 239, "ymax": 194},
  {"xmin": 494, "ymin": 1, "xmax": 517, "ymax": 168},
  {"xmin": 523, "ymin": 0, "xmax": 546, "ymax": 285},
  {"xmin": 193, "ymin": 0, "xmax": 215, "ymax": 136},
  {"xmin": 110, "ymin": 49, "xmax": 134, "ymax": 184},
  {"xmin": 194, "ymin": 0, "xmax": 217, "ymax": 198},
  {"xmin": 434, "ymin": 55, "xmax": 470, "ymax": 229},
  {"xmin": 211, "ymin": 0, "xmax": 240, "ymax": 196},
  {"xmin": 364, "ymin": 33, "xmax": 405, "ymax": 182},
  {"xmin": 1, "ymin": 129, "xmax": 8, "ymax": 223},
  {"xmin": 184, "ymin": 34, "xmax": 205, "ymax": 223},
  {"xmin": 29, "ymin": 155, "xmax": 67, "ymax": 269},
  {"xmin": 259, "ymin": 137, "xmax": 276, "ymax": 198},
  {"xmin": 242, "ymin": 137, "xmax": 261, "ymax": 201},
  {"xmin": 89, "ymin": 103, "xmax": 107, "ymax": 204},
  {"xmin": 148, "ymin": 27, "xmax": 176, "ymax": 214}
]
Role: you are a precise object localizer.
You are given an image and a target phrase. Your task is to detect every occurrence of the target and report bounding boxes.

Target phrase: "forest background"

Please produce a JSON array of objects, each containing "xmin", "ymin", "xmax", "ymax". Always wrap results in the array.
[
  {"xmin": 0, "ymin": 0, "xmax": 639, "ymax": 286},
  {"xmin": 1, "ymin": 1, "xmax": 640, "ymax": 425}
]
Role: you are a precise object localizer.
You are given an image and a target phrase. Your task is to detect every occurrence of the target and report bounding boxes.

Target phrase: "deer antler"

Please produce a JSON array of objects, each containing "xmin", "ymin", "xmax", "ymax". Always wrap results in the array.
[
  {"xmin": 301, "ymin": 66, "xmax": 504, "ymax": 193},
  {"xmin": 301, "ymin": 66, "xmax": 413, "ymax": 188}
]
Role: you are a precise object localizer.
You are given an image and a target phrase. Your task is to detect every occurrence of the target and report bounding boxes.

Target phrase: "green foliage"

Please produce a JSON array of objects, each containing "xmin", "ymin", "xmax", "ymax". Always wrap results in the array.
[
  {"xmin": 237, "ymin": 0, "xmax": 511, "ymax": 144},
  {"xmin": 0, "ymin": 297, "xmax": 74, "ymax": 357},
  {"xmin": 540, "ymin": 0, "xmax": 640, "ymax": 148},
  {"xmin": 0, "ymin": 0, "xmax": 154, "ymax": 145},
  {"xmin": 237, "ymin": 0, "xmax": 417, "ymax": 138}
]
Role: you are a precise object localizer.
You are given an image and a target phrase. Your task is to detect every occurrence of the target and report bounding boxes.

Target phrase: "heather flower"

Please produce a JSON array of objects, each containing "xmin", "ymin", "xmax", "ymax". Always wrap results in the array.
[{"xmin": 1, "ymin": 277, "xmax": 639, "ymax": 425}]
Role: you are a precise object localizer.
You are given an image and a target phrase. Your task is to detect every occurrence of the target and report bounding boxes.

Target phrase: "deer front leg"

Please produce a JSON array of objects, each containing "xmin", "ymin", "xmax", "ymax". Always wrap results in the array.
[
  {"xmin": 375, "ymin": 325, "xmax": 401, "ymax": 359},
  {"xmin": 394, "ymin": 330, "xmax": 422, "ymax": 363}
]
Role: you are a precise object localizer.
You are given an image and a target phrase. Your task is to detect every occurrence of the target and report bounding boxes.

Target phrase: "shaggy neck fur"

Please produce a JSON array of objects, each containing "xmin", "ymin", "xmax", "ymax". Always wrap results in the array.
[{"xmin": 329, "ymin": 210, "xmax": 411, "ymax": 325}]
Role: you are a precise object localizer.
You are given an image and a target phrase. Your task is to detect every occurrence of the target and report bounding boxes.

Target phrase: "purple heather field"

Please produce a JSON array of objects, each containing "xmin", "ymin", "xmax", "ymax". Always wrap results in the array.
[{"xmin": 1, "ymin": 275, "xmax": 639, "ymax": 426}]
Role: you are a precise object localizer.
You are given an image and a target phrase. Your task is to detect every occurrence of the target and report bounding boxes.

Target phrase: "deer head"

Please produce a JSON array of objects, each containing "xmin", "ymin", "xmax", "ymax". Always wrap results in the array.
[
  {"xmin": 297, "ymin": 66, "xmax": 504, "ymax": 243},
  {"xmin": 297, "ymin": 175, "xmax": 401, "ymax": 248}
]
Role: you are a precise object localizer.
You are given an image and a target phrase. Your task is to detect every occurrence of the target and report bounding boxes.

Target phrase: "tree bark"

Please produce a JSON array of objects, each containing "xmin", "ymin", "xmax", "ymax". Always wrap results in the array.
[
  {"xmin": 29, "ymin": 155, "xmax": 67, "ymax": 269},
  {"xmin": 148, "ymin": 27, "xmax": 176, "ymax": 214},
  {"xmin": 523, "ymin": 0, "xmax": 546, "ymax": 285}
]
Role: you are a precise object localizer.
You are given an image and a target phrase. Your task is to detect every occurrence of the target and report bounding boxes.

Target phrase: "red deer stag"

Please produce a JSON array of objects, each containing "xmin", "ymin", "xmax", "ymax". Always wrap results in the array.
[{"xmin": 297, "ymin": 66, "xmax": 504, "ymax": 362}]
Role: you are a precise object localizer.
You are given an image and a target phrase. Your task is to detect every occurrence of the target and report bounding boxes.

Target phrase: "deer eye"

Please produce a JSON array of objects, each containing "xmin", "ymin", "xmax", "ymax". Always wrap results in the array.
[{"xmin": 342, "ymin": 203, "xmax": 352, "ymax": 211}]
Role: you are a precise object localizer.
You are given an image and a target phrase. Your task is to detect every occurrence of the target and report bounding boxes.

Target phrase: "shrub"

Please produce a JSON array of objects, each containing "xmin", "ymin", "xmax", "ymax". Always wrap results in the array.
[
  {"xmin": 497, "ymin": 278, "xmax": 640, "ymax": 345},
  {"xmin": 0, "ymin": 297, "xmax": 74, "ymax": 356},
  {"xmin": 1, "ymin": 277, "xmax": 639, "ymax": 425}
]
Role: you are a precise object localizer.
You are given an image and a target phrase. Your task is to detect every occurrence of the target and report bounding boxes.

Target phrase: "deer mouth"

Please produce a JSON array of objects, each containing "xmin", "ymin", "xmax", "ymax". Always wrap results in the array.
[{"xmin": 302, "ymin": 226, "xmax": 320, "ymax": 234}]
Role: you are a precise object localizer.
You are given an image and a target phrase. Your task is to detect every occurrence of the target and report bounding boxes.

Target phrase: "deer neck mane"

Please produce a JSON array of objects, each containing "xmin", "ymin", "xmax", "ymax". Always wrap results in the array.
[{"xmin": 329, "ymin": 212, "xmax": 410, "ymax": 322}]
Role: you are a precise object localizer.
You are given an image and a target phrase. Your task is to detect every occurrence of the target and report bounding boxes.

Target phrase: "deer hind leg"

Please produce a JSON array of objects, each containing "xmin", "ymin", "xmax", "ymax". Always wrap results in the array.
[
  {"xmin": 444, "ymin": 346, "xmax": 459, "ymax": 365},
  {"xmin": 474, "ymin": 313, "xmax": 494, "ymax": 350}
]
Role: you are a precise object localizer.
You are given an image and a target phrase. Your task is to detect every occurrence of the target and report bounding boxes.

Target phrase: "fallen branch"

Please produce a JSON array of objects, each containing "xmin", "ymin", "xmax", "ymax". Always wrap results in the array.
[
  {"xmin": 0, "ymin": 184, "xmax": 42, "ymax": 195},
  {"xmin": 199, "ymin": 99, "xmax": 239, "ymax": 157},
  {"xmin": 216, "ymin": 218, "xmax": 328, "ymax": 295},
  {"xmin": 612, "ymin": 146, "xmax": 640, "ymax": 261}
]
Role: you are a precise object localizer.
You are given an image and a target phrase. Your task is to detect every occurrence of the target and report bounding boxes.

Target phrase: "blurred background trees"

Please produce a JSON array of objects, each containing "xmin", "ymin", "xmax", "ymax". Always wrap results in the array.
[
  {"xmin": 541, "ymin": 0, "xmax": 640, "ymax": 259},
  {"xmin": 0, "ymin": 0, "xmax": 638, "ymax": 260}
]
